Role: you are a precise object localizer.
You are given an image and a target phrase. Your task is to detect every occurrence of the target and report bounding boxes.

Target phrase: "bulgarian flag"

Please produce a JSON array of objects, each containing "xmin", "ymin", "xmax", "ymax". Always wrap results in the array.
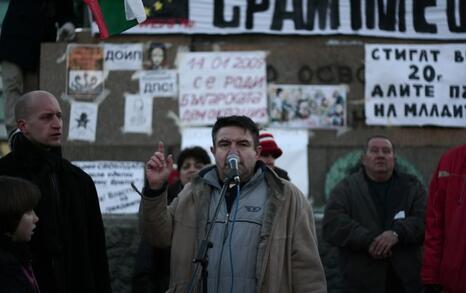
[{"xmin": 84, "ymin": 0, "xmax": 146, "ymax": 39}]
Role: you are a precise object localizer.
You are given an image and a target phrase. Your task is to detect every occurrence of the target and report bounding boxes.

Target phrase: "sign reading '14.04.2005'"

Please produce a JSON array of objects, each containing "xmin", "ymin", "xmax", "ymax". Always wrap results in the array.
[
  {"xmin": 365, "ymin": 44, "xmax": 466, "ymax": 128},
  {"xmin": 178, "ymin": 51, "xmax": 268, "ymax": 126}
]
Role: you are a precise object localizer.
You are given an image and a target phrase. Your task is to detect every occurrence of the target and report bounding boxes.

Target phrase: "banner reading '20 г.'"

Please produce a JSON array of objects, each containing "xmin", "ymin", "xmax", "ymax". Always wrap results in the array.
[
  {"xmin": 92, "ymin": 0, "xmax": 466, "ymax": 39},
  {"xmin": 365, "ymin": 44, "xmax": 466, "ymax": 128}
]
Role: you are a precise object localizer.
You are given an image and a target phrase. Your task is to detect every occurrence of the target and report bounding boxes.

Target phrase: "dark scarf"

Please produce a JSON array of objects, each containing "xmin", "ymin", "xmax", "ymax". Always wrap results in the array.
[
  {"xmin": 10, "ymin": 133, "xmax": 65, "ymax": 253},
  {"xmin": 10, "ymin": 132, "xmax": 63, "ymax": 172}
]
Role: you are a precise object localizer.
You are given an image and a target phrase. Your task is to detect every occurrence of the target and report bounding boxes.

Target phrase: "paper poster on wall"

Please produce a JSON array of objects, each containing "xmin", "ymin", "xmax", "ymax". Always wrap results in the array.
[
  {"xmin": 365, "ymin": 44, "xmax": 466, "ymax": 128},
  {"xmin": 139, "ymin": 70, "xmax": 177, "ymax": 97},
  {"xmin": 265, "ymin": 128, "xmax": 309, "ymax": 198},
  {"xmin": 68, "ymin": 101, "xmax": 98, "ymax": 142},
  {"xmin": 103, "ymin": 43, "xmax": 143, "ymax": 71},
  {"xmin": 268, "ymin": 84, "xmax": 347, "ymax": 129},
  {"xmin": 67, "ymin": 44, "xmax": 104, "ymax": 99},
  {"xmin": 73, "ymin": 161, "xmax": 144, "ymax": 214},
  {"xmin": 123, "ymin": 94, "xmax": 154, "ymax": 134},
  {"xmin": 178, "ymin": 51, "xmax": 268, "ymax": 126},
  {"xmin": 181, "ymin": 127, "xmax": 215, "ymax": 162},
  {"xmin": 181, "ymin": 127, "xmax": 309, "ymax": 198}
]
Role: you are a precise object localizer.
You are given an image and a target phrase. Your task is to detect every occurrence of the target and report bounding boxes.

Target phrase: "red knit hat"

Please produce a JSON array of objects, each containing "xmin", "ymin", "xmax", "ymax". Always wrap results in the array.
[{"xmin": 259, "ymin": 132, "xmax": 283, "ymax": 159}]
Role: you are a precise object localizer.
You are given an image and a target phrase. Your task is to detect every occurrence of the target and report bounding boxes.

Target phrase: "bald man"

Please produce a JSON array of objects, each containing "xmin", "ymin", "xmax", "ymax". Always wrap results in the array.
[{"xmin": 0, "ymin": 91, "xmax": 112, "ymax": 293}]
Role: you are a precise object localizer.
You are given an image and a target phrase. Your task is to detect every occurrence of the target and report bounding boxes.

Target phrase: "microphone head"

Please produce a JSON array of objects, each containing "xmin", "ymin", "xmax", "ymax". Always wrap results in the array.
[
  {"xmin": 226, "ymin": 153, "xmax": 240, "ymax": 183},
  {"xmin": 226, "ymin": 153, "xmax": 240, "ymax": 164}
]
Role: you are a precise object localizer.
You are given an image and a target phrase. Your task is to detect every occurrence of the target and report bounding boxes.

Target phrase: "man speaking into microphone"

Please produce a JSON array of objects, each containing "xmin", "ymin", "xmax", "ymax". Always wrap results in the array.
[{"xmin": 139, "ymin": 115, "xmax": 326, "ymax": 293}]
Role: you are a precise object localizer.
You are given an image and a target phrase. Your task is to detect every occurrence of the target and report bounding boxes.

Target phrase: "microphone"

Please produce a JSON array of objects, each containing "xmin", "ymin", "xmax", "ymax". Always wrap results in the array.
[{"xmin": 226, "ymin": 153, "xmax": 240, "ymax": 184}]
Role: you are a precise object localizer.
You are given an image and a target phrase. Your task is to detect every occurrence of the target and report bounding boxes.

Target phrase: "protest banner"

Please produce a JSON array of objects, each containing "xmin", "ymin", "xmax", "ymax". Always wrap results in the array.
[
  {"xmin": 365, "ymin": 44, "xmax": 466, "ymax": 127},
  {"xmin": 73, "ymin": 161, "xmax": 144, "ymax": 213},
  {"xmin": 92, "ymin": 1, "xmax": 466, "ymax": 40},
  {"xmin": 178, "ymin": 51, "xmax": 268, "ymax": 125}
]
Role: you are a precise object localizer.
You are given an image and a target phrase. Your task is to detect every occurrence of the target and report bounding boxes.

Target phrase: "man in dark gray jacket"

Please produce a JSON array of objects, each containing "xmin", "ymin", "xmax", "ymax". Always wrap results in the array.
[{"xmin": 323, "ymin": 135, "xmax": 426, "ymax": 293}]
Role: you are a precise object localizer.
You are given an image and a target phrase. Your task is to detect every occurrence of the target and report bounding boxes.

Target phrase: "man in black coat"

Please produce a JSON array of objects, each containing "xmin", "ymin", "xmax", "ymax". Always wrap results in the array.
[
  {"xmin": 322, "ymin": 135, "xmax": 426, "ymax": 293},
  {"xmin": 0, "ymin": 90, "xmax": 112, "ymax": 293},
  {"xmin": 0, "ymin": 0, "xmax": 75, "ymax": 136}
]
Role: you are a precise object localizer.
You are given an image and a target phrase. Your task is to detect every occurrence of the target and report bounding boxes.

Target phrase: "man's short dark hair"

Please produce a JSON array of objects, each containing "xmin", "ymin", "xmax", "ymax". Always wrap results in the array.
[
  {"xmin": 0, "ymin": 176, "xmax": 41, "ymax": 235},
  {"xmin": 363, "ymin": 135, "xmax": 395, "ymax": 154},
  {"xmin": 211, "ymin": 116, "xmax": 260, "ymax": 147},
  {"xmin": 177, "ymin": 146, "xmax": 211, "ymax": 171}
]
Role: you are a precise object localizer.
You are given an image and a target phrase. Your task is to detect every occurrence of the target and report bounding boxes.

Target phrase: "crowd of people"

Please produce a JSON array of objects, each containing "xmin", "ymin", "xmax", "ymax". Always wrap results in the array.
[
  {"xmin": 0, "ymin": 89, "xmax": 465, "ymax": 293},
  {"xmin": 0, "ymin": 1, "xmax": 464, "ymax": 291}
]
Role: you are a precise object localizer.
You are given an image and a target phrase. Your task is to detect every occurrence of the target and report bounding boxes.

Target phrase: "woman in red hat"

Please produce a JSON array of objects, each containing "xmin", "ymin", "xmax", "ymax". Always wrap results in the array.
[{"xmin": 258, "ymin": 132, "xmax": 290, "ymax": 181}]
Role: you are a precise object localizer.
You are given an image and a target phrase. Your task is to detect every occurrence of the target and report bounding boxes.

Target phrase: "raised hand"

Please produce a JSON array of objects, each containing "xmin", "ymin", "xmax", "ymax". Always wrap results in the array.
[{"xmin": 145, "ymin": 141, "xmax": 174, "ymax": 190}]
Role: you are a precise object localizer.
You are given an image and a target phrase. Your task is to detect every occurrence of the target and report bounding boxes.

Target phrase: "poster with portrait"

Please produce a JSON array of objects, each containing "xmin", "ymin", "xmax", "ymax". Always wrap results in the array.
[
  {"xmin": 68, "ymin": 101, "xmax": 98, "ymax": 142},
  {"xmin": 268, "ymin": 84, "xmax": 348, "ymax": 129},
  {"xmin": 143, "ymin": 42, "xmax": 170, "ymax": 70},
  {"xmin": 123, "ymin": 94, "xmax": 154, "ymax": 134},
  {"xmin": 67, "ymin": 44, "xmax": 104, "ymax": 99}
]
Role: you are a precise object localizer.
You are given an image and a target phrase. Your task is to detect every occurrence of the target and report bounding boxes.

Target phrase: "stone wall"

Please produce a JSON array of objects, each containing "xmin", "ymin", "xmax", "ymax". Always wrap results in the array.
[{"xmin": 104, "ymin": 215, "xmax": 141, "ymax": 293}]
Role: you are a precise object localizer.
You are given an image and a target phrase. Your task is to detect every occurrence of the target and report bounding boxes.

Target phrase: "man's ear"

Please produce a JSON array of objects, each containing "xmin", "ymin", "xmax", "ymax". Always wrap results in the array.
[
  {"xmin": 210, "ymin": 146, "xmax": 215, "ymax": 155},
  {"xmin": 360, "ymin": 153, "xmax": 367, "ymax": 167},
  {"xmin": 256, "ymin": 145, "xmax": 262, "ymax": 158},
  {"xmin": 17, "ymin": 119, "xmax": 27, "ymax": 133}
]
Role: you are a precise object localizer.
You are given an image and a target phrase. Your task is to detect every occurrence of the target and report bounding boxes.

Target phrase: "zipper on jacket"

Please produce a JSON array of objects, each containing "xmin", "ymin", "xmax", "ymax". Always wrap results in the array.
[
  {"xmin": 215, "ymin": 212, "xmax": 232, "ymax": 293},
  {"xmin": 222, "ymin": 213, "xmax": 231, "ymax": 244}
]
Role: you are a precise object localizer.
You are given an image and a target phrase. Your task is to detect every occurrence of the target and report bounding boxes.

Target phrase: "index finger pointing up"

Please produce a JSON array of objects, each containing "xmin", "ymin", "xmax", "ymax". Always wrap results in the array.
[{"xmin": 158, "ymin": 141, "xmax": 165, "ymax": 154}]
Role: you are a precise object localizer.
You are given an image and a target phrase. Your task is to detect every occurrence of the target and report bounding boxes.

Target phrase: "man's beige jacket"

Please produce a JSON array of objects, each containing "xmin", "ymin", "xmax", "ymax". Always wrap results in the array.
[{"xmin": 140, "ymin": 166, "xmax": 327, "ymax": 293}]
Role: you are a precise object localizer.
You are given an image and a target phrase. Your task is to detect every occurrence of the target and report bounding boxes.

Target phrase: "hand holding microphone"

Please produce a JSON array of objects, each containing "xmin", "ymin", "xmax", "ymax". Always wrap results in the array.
[{"xmin": 226, "ymin": 153, "xmax": 240, "ymax": 184}]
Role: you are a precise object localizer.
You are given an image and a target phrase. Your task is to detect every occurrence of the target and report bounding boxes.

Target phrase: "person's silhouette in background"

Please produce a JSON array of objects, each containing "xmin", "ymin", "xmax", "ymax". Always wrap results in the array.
[{"xmin": 0, "ymin": 0, "xmax": 76, "ymax": 137}]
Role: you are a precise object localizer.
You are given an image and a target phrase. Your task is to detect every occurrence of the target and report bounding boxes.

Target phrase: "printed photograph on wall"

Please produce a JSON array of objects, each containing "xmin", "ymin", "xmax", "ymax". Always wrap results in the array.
[
  {"xmin": 123, "ymin": 94, "xmax": 154, "ymax": 134},
  {"xmin": 268, "ymin": 84, "xmax": 348, "ymax": 128},
  {"xmin": 143, "ymin": 42, "xmax": 171, "ymax": 70},
  {"xmin": 67, "ymin": 44, "xmax": 104, "ymax": 99}
]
